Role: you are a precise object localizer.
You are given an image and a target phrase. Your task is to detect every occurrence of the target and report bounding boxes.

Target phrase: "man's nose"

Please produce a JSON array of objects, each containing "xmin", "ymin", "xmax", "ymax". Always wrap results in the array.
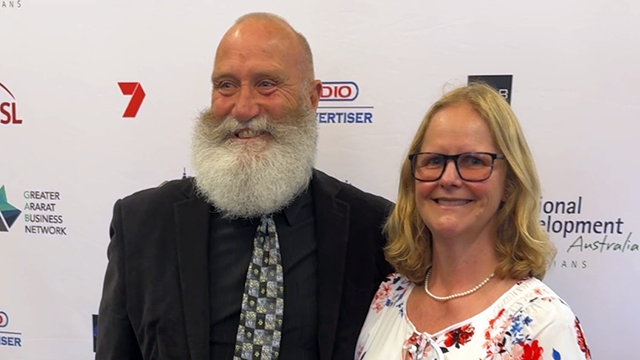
[{"xmin": 231, "ymin": 86, "xmax": 260, "ymax": 122}]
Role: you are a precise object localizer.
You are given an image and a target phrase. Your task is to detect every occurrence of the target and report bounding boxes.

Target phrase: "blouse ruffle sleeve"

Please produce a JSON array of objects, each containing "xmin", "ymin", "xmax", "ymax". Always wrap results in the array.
[
  {"xmin": 355, "ymin": 273, "xmax": 413, "ymax": 360},
  {"xmin": 497, "ymin": 287, "xmax": 592, "ymax": 360}
]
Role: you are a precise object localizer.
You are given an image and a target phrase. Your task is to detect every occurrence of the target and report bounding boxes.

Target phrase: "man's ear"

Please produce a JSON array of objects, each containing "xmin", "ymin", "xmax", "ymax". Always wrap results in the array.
[{"xmin": 308, "ymin": 79, "xmax": 322, "ymax": 109}]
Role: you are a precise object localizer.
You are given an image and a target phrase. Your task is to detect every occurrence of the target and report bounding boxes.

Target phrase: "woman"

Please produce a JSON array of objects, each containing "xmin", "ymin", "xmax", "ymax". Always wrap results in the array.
[{"xmin": 356, "ymin": 83, "xmax": 591, "ymax": 360}]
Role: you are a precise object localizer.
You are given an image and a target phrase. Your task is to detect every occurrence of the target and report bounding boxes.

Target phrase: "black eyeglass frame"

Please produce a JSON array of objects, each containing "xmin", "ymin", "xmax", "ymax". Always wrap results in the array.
[{"xmin": 408, "ymin": 152, "xmax": 506, "ymax": 182}]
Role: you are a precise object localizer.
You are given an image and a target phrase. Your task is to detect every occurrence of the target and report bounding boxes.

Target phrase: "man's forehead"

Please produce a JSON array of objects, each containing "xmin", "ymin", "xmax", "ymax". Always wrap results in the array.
[
  {"xmin": 211, "ymin": 65, "xmax": 287, "ymax": 81},
  {"xmin": 214, "ymin": 27, "xmax": 301, "ymax": 70},
  {"xmin": 217, "ymin": 19, "xmax": 298, "ymax": 53},
  {"xmin": 212, "ymin": 42, "xmax": 291, "ymax": 72},
  {"xmin": 235, "ymin": 17, "xmax": 294, "ymax": 35}
]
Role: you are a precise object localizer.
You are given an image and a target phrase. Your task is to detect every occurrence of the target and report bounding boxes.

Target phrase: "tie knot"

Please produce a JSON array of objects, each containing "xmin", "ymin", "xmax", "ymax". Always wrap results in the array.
[{"xmin": 260, "ymin": 215, "xmax": 275, "ymax": 232}]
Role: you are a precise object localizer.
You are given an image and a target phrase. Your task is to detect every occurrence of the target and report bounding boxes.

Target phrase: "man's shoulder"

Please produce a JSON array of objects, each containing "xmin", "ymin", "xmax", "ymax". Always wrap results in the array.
[
  {"xmin": 312, "ymin": 169, "xmax": 393, "ymax": 210},
  {"xmin": 118, "ymin": 178, "xmax": 195, "ymax": 208}
]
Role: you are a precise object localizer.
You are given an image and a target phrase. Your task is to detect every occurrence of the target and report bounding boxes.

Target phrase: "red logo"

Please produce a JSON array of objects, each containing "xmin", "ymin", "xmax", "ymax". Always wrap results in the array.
[
  {"xmin": 0, "ymin": 82, "xmax": 23, "ymax": 125},
  {"xmin": 320, "ymin": 81, "xmax": 359, "ymax": 101},
  {"xmin": 118, "ymin": 82, "xmax": 146, "ymax": 118},
  {"xmin": 0, "ymin": 311, "xmax": 8, "ymax": 327}
]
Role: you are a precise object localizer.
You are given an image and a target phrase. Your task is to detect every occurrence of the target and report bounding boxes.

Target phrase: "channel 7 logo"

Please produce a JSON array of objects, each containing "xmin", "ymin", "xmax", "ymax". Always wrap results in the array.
[
  {"xmin": 468, "ymin": 75, "xmax": 513, "ymax": 104},
  {"xmin": 118, "ymin": 82, "xmax": 146, "ymax": 118}
]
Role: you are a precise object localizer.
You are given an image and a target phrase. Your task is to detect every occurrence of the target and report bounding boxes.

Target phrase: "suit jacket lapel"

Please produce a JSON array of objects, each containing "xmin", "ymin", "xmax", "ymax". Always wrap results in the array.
[
  {"xmin": 312, "ymin": 171, "xmax": 350, "ymax": 360},
  {"xmin": 174, "ymin": 181, "xmax": 211, "ymax": 360}
]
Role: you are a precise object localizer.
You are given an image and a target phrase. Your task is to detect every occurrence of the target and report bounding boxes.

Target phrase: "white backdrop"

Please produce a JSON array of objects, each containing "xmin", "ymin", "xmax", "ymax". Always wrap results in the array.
[{"xmin": 1, "ymin": 0, "xmax": 638, "ymax": 359}]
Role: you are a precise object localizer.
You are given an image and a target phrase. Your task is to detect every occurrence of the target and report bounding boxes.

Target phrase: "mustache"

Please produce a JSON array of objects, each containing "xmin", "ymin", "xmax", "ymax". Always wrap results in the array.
[
  {"xmin": 218, "ymin": 116, "xmax": 278, "ymax": 138},
  {"xmin": 199, "ymin": 109, "xmax": 278, "ymax": 138},
  {"xmin": 198, "ymin": 107, "xmax": 311, "ymax": 144}
]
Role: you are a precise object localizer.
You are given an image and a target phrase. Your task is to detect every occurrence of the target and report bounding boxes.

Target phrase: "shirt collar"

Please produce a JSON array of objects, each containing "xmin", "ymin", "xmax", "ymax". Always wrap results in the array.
[
  {"xmin": 209, "ymin": 186, "xmax": 313, "ymax": 226},
  {"xmin": 280, "ymin": 186, "xmax": 313, "ymax": 226}
]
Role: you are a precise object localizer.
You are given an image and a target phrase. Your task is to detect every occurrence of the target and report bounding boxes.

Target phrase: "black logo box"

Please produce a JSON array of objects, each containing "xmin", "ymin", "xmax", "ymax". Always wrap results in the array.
[{"xmin": 468, "ymin": 75, "xmax": 513, "ymax": 104}]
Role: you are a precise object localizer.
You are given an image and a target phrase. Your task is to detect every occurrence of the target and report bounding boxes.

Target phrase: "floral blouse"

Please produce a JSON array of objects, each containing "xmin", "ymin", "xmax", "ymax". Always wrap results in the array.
[{"xmin": 355, "ymin": 273, "xmax": 591, "ymax": 360}]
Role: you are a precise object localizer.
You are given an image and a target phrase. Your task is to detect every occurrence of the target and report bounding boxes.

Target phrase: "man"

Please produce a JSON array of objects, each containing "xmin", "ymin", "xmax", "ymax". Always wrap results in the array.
[{"xmin": 96, "ymin": 12, "xmax": 392, "ymax": 360}]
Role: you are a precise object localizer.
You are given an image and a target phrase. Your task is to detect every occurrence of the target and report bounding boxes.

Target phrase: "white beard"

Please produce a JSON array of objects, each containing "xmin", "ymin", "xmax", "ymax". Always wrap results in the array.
[{"xmin": 191, "ymin": 105, "xmax": 318, "ymax": 219}]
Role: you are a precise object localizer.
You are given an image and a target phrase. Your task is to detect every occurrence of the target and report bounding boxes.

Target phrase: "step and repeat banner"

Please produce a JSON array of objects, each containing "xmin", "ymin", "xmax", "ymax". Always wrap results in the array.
[{"xmin": 1, "ymin": 0, "xmax": 638, "ymax": 359}]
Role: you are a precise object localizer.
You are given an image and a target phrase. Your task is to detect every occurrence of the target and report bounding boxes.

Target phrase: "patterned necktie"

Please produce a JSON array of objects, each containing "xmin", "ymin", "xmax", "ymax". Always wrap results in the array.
[{"xmin": 234, "ymin": 215, "xmax": 284, "ymax": 360}]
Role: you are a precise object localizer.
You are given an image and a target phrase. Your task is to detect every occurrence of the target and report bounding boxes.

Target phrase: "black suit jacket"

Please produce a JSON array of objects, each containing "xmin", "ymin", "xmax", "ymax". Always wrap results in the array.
[{"xmin": 96, "ymin": 169, "xmax": 393, "ymax": 360}]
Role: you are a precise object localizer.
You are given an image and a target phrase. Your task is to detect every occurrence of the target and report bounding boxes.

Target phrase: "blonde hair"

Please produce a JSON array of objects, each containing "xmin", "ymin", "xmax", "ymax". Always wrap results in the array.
[{"xmin": 385, "ymin": 83, "xmax": 556, "ymax": 283}]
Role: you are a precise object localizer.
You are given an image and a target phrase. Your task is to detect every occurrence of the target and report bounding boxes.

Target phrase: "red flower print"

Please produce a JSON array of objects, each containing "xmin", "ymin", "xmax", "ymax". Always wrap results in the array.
[
  {"xmin": 533, "ymin": 288, "xmax": 544, "ymax": 296},
  {"xmin": 444, "ymin": 324, "xmax": 475, "ymax": 348},
  {"xmin": 575, "ymin": 318, "xmax": 592, "ymax": 360},
  {"xmin": 403, "ymin": 332, "xmax": 430, "ymax": 360},
  {"xmin": 490, "ymin": 309, "xmax": 506, "ymax": 328},
  {"xmin": 371, "ymin": 281, "xmax": 392, "ymax": 312},
  {"xmin": 520, "ymin": 339, "xmax": 543, "ymax": 360}
]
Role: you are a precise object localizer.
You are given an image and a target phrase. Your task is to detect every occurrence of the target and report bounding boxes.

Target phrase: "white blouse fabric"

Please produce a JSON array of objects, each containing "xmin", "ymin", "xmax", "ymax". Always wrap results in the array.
[{"xmin": 355, "ymin": 273, "xmax": 591, "ymax": 360}]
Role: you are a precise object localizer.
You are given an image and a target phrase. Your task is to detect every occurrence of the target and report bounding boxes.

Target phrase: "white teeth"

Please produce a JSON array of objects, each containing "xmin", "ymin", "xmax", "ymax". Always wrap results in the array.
[
  {"xmin": 437, "ymin": 200, "xmax": 469, "ymax": 206},
  {"xmin": 236, "ymin": 129, "xmax": 263, "ymax": 139}
]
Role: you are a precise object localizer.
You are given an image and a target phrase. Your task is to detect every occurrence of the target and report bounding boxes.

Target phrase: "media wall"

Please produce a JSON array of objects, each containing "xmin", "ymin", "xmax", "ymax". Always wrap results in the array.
[{"xmin": 2, "ymin": 1, "xmax": 638, "ymax": 358}]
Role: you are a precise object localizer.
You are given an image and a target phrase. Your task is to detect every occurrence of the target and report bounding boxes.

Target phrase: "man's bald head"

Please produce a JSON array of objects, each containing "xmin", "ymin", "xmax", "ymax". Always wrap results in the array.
[{"xmin": 217, "ymin": 12, "xmax": 315, "ymax": 85}]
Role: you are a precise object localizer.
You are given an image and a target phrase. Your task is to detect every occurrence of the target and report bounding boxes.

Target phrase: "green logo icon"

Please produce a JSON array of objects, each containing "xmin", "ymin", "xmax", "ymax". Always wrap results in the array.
[{"xmin": 0, "ymin": 186, "xmax": 21, "ymax": 232}]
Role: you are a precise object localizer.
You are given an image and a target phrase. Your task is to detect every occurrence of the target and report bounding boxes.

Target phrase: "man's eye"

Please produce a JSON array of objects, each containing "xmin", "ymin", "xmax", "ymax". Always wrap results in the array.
[{"xmin": 258, "ymin": 80, "xmax": 275, "ymax": 88}]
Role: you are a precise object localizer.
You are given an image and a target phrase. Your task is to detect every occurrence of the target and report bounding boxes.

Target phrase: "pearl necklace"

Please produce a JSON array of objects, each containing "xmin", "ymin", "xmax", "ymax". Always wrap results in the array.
[{"xmin": 424, "ymin": 267, "xmax": 495, "ymax": 301}]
